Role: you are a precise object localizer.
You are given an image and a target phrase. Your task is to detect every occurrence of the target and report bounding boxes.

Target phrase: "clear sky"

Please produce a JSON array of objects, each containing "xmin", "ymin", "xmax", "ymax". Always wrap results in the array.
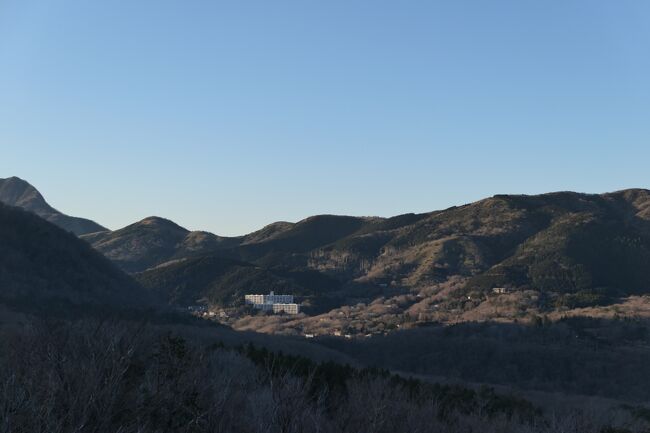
[{"xmin": 1, "ymin": 1, "xmax": 649, "ymax": 236}]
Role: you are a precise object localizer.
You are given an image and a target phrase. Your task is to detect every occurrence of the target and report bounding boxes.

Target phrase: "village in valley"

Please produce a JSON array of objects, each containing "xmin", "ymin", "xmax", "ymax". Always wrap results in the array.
[
  {"xmin": 187, "ymin": 290, "xmax": 303, "ymax": 328},
  {"xmin": 184, "ymin": 278, "xmax": 650, "ymax": 343},
  {"xmin": 183, "ymin": 281, "xmax": 530, "ymax": 340}
]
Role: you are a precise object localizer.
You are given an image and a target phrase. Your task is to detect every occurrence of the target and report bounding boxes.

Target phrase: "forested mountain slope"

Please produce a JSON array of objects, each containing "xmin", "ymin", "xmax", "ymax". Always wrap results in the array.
[
  {"xmin": 0, "ymin": 203, "xmax": 152, "ymax": 312},
  {"xmin": 83, "ymin": 189, "xmax": 650, "ymax": 311}
]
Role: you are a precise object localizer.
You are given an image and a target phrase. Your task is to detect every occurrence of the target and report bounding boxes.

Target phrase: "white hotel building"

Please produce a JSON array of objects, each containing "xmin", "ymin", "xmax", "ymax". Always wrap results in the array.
[{"xmin": 244, "ymin": 291, "xmax": 300, "ymax": 314}]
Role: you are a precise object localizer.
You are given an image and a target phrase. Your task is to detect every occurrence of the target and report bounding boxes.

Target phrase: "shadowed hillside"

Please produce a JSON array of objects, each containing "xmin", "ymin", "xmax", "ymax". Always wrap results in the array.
[{"xmin": 0, "ymin": 203, "xmax": 153, "ymax": 312}]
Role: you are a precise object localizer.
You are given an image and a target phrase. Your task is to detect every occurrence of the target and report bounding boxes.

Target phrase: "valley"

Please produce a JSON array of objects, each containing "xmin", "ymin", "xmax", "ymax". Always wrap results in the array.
[
  {"xmin": 5, "ymin": 176, "xmax": 650, "ymax": 339},
  {"xmin": 2, "ymin": 177, "xmax": 650, "ymax": 431}
]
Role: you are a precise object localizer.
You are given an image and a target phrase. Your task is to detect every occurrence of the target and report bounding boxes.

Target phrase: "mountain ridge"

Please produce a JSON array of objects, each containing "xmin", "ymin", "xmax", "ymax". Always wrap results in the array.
[
  {"xmin": 81, "ymin": 215, "xmax": 240, "ymax": 273},
  {"xmin": 0, "ymin": 176, "xmax": 107, "ymax": 236}
]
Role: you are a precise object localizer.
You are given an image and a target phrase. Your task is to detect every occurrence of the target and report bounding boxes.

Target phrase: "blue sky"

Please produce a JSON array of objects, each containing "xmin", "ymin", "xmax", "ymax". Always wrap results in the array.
[{"xmin": 1, "ymin": 1, "xmax": 649, "ymax": 236}]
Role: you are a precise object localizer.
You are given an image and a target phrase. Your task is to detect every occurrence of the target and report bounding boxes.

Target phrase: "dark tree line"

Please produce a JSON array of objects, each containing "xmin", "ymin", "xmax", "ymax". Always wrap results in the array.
[{"xmin": 0, "ymin": 319, "xmax": 647, "ymax": 433}]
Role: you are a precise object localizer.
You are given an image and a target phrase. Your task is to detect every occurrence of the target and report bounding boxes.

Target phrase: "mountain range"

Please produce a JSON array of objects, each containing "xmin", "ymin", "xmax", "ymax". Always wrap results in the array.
[
  {"xmin": 85, "ymin": 188, "xmax": 650, "ymax": 310},
  {"xmin": 3, "ymin": 176, "xmax": 650, "ymax": 317},
  {"xmin": 4, "ymin": 177, "xmax": 650, "ymax": 429}
]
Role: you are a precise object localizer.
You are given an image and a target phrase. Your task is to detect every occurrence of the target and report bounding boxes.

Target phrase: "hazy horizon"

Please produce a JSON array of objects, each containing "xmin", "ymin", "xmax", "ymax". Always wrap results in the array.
[{"xmin": 2, "ymin": 1, "xmax": 649, "ymax": 235}]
